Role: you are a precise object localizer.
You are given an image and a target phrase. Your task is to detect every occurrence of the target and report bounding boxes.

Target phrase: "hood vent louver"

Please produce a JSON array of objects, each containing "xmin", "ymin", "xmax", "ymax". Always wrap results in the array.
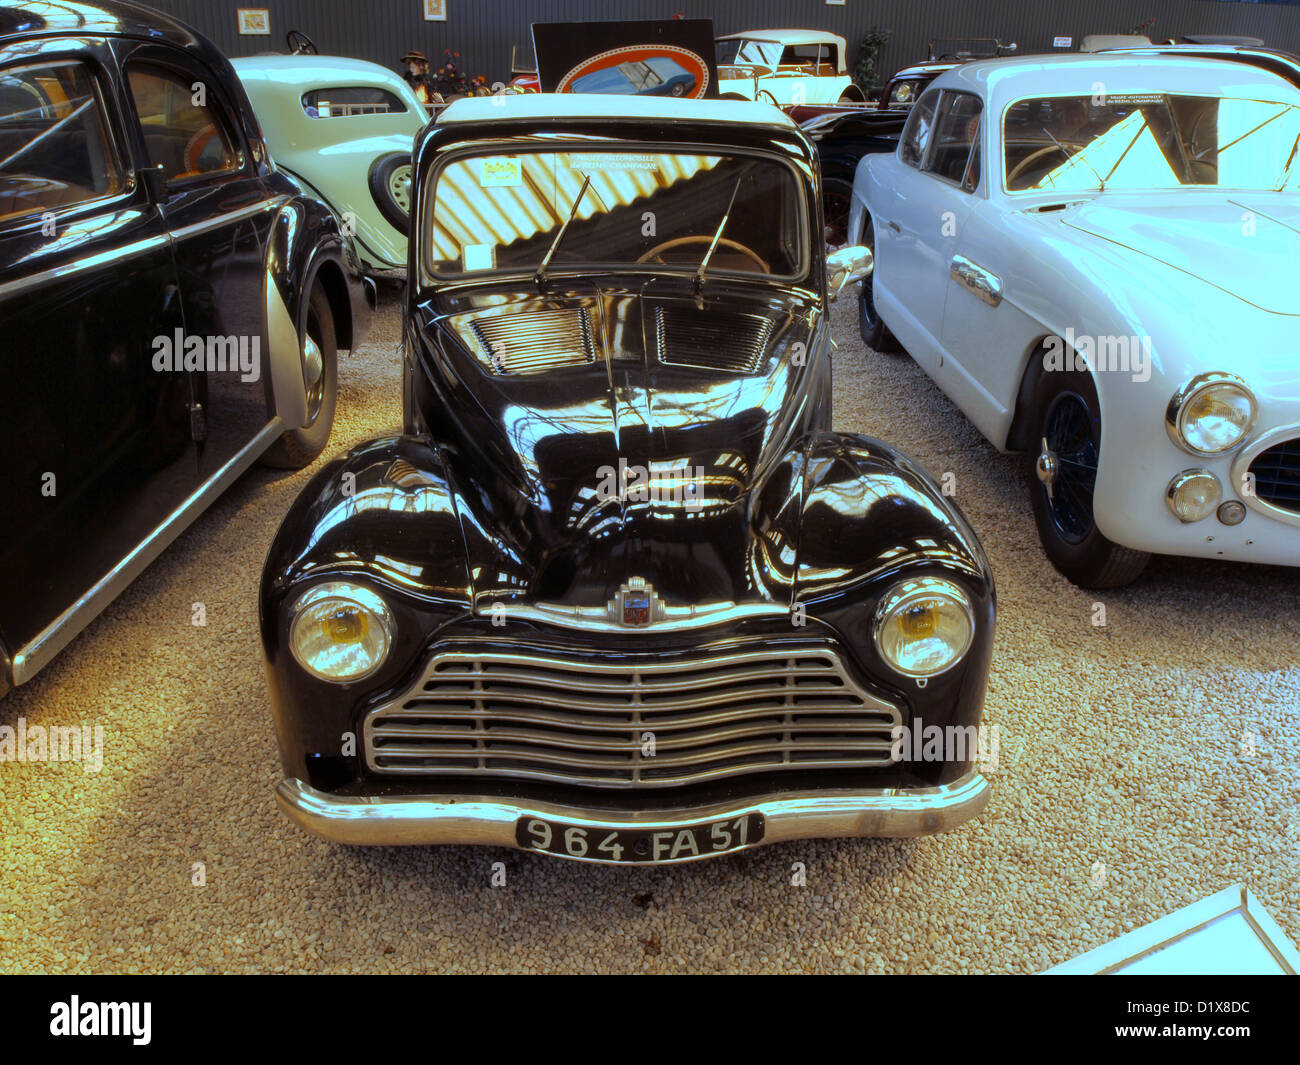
[
  {"xmin": 471, "ymin": 309, "xmax": 595, "ymax": 375},
  {"xmin": 655, "ymin": 306, "xmax": 774, "ymax": 375}
]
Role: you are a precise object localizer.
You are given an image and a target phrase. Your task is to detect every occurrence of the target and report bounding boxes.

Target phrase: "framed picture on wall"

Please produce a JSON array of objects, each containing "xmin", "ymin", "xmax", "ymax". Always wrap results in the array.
[
  {"xmin": 423, "ymin": 0, "xmax": 447, "ymax": 22},
  {"xmin": 237, "ymin": 8, "xmax": 270, "ymax": 35}
]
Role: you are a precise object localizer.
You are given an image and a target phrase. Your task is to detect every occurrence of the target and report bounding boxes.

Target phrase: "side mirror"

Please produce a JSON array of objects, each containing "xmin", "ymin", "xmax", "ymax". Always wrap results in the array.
[{"xmin": 827, "ymin": 245, "xmax": 873, "ymax": 300}]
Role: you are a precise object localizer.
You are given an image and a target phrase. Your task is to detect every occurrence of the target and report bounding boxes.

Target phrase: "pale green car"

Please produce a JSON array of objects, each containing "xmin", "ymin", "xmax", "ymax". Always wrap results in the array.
[{"xmin": 233, "ymin": 53, "xmax": 428, "ymax": 272}]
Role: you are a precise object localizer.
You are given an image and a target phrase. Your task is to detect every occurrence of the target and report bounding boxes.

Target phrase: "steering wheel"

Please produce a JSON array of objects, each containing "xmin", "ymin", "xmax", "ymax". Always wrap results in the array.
[
  {"xmin": 636, "ymin": 235, "xmax": 770, "ymax": 273},
  {"xmin": 286, "ymin": 30, "xmax": 318, "ymax": 55},
  {"xmin": 183, "ymin": 127, "xmax": 216, "ymax": 174},
  {"xmin": 1007, "ymin": 143, "xmax": 1071, "ymax": 186}
]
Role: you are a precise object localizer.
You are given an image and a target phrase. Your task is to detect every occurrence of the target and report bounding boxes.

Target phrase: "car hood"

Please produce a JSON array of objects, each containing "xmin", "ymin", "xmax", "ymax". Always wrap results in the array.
[
  {"xmin": 1063, "ymin": 196, "xmax": 1300, "ymax": 315},
  {"xmin": 412, "ymin": 281, "xmax": 822, "ymax": 609}
]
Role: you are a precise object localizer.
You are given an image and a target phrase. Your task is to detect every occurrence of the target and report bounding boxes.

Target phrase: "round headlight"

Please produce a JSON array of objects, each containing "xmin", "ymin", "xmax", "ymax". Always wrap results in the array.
[
  {"xmin": 1166, "ymin": 469, "xmax": 1221, "ymax": 523},
  {"xmin": 893, "ymin": 83, "xmax": 914, "ymax": 104},
  {"xmin": 1167, "ymin": 374, "xmax": 1256, "ymax": 455},
  {"xmin": 874, "ymin": 577, "xmax": 975, "ymax": 678},
  {"xmin": 289, "ymin": 582, "xmax": 394, "ymax": 682}
]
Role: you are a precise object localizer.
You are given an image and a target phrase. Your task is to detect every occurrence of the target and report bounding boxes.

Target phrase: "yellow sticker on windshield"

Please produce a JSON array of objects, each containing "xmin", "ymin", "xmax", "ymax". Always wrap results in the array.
[{"xmin": 480, "ymin": 157, "xmax": 522, "ymax": 187}]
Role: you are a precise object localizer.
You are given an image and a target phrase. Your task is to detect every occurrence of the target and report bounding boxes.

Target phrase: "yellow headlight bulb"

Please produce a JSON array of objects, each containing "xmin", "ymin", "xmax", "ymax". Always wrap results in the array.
[
  {"xmin": 322, "ymin": 604, "xmax": 369, "ymax": 644},
  {"xmin": 899, "ymin": 601, "xmax": 938, "ymax": 639}
]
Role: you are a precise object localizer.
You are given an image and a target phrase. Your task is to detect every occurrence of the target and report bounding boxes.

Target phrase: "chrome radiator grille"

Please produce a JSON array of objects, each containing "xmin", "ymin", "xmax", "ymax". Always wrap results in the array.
[
  {"xmin": 471, "ymin": 308, "xmax": 594, "ymax": 374},
  {"xmin": 655, "ymin": 307, "xmax": 773, "ymax": 375},
  {"xmin": 1249, "ymin": 435, "xmax": 1300, "ymax": 516},
  {"xmin": 363, "ymin": 647, "xmax": 901, "ymax": 788}
]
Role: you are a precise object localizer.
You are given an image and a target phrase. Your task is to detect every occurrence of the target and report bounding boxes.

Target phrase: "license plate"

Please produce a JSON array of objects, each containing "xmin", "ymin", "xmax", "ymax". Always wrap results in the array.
[{"xmin": 516, "ymin": 813, "xmax": 765, "ymax": 863}]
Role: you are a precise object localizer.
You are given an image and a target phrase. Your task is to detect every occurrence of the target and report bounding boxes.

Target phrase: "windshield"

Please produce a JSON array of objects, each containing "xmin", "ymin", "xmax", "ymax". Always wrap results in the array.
[
  {"xmin": 618, "ymin": 62, "xmax": 661, "ymax": 91},
  {"xmin": 715, "ymin": 40, "xmax": 781, "ymax": 71},
  {"xmin": 426, "ymin": 148, "xmax": 805, "ymax": 279},
  {"xmin": 1004, "ymin": 93, "xmax": 1300, "ymax": 192}
]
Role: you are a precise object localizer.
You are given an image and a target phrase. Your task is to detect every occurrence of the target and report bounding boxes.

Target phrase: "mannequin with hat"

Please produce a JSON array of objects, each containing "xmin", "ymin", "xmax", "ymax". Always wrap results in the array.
[{"xmin": 400, "ymin": 50, "xmax": 441, "ymax": 110}]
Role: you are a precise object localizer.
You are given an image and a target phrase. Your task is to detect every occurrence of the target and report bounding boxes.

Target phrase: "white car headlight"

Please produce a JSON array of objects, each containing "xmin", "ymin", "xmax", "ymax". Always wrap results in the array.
[
  {"xmin": 1167, "ymin": 373, "xmax": 1257, "ymax": 455},
  {"xmin": 1166, "ymin": 469, "xmax": 1222, "ymax": 522},
  {"xmin": 289, "ymin": 582, "xmax": 394, "ymax": 682},
  {"xmin": 873, "ymin": 577, "xmax": 975, "ymax": 678}
]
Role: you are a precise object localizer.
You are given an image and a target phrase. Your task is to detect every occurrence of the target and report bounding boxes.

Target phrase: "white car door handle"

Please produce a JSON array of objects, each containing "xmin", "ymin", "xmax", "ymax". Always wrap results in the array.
[{"xmin": 950, "ymin": 254, "xmax": 1003, "ymax": 307}]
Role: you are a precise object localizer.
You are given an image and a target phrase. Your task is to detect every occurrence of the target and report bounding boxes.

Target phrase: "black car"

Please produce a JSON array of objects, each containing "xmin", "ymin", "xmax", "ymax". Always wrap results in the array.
[
  {"xmin": 261, "ymin": 94, "xmax": 995, "ymax": 865},
  {"xmin": 0, "ymin": 0, "xmax": 372, "ymax": 693}
]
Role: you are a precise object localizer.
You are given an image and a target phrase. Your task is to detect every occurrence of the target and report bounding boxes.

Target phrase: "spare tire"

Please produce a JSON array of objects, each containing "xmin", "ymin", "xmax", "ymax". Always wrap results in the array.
[{"xmin": 368, "ymin": 152, "xmax": 412, "ymax": 235}]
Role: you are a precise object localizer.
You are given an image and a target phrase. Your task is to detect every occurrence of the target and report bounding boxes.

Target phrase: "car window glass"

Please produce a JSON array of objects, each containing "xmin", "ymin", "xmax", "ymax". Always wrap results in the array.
[
  {"xmin": 0, "ymin": 61, "xmax": 123, "ymax": 222},
  {"xmin": 1004, "ymin": 93, "xmax": 1300, "ymax": 192},
  {"xmin": 302, "ymin": 86, "xmax": 408, "ymax": 117},
  {"xmin": 127, "ymin": 64, "xmax": 239, "ymax": 184},
  {"xmin": 926, "ymin": 91, "xmax": 983, "ymax": 188},
  {"xmin": 428, "ymin": 149, "xmax": 803, "ymax": 279},
  {"xmin": 900, "ymin": 90, "xmax": 938, "ymax": 167}
]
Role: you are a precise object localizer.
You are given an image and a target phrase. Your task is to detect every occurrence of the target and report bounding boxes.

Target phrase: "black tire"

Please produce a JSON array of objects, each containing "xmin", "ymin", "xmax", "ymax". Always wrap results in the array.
[
  {"xmin": 822, "ymin": 175, "xmax": 852, "ymax": 248},
  {"xmin": 1027, "ymin": 364, "xmax": 1150, "ymax": 587},
  {"xmin": 261, "ymin": 282, "xmax": 338, "ymax": 469},
  {"xmin": 669, "ymin": 83, "xmax": 685, "ymax": 97},
  {"xmin": 857, "ymin": 215, "xmax": 900, "ymax": 351},
  {"xmin": 368, "ymin": 152, "xmax": 412, "ymax": 235}
]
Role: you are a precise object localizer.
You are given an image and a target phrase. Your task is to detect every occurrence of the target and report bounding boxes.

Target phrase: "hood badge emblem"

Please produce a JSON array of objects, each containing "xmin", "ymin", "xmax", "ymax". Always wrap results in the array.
[{"xmin": 610, "ymin": 577, "xmax": 663, "ymax": 627}]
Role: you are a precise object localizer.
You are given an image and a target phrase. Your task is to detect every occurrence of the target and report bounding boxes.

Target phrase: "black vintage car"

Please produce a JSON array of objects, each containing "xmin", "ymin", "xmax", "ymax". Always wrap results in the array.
[
  {"xmin": 0, "ymin": 0, "xmax": 372, "ymax": 694},
  {"xmin": 261, "ymin": 94, "xmax": 995, "ymax": 865}
]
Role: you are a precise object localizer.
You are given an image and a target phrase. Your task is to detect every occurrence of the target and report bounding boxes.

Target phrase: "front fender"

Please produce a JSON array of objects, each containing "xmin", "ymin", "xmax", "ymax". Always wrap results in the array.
[{"xmin": 259, "ymin": 435, "xmax": 473, "ymax": 780}]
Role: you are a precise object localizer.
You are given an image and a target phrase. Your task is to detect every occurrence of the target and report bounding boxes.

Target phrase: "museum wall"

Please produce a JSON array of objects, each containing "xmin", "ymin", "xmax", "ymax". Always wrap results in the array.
[{"xmin": 145, "ymin": 0, "xmax": 1300, "ymax": 88}]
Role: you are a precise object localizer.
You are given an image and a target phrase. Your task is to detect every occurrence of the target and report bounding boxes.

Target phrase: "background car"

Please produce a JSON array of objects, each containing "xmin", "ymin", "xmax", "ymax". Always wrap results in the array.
[
  {"xmin": 233, "ymin": 39, "xmax": 428, "ymax": 273},
  {"xmin": 850, "ymin": 53, "xmax": 1300, "ymax": 587},
  {"xmin": 260, "ymin": 94, "xmax": 995, "ymax": 864},
  {"xmin": 0, "ymin": 0, "xmax": 370, "ymax": 694},
  {"xmin": 572, "ymin": 57, "xmax": 696, "ymax": 96},
  {"xmin": 877, "ymin": 39, "xmax": 1018, "ymax": 110},
  {"xmin": 715, "ymin": 29, "xmax": 865, "ymax": 105}
]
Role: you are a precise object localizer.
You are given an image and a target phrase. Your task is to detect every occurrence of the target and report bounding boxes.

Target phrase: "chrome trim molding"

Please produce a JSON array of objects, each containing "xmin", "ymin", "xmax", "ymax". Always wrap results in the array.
[
  {"xmin": 11, "ymin": 419, "xmax": 285, "ymax": 686},
  {"xmin": 1164, "ymin": 371, "xmax": 1257, "ymax": 456},
  {"xmin": 275, "ymin": 768, "xmax": 992, "ymax": 857},
  {"xmin": 0, "ymin": 229, "xmax": 169, "ymax": 300},
  {"xmin": 489, "ymin": 598, "xmax": 787, "ymax": 632},
  {"xmin": 949, "ymin": 254, "xmax": 1002, "ymax": 307},
  {"xmin": 168, "ymin": 199, "xmax": 283, "ymax": 244},
  {"xmin": 363, "ymin": 645, "xmax": 903, "ymax": 788},
  {"xmin": 1231, "ymin": 422, "xmax": 1300, "ymax": 528}
]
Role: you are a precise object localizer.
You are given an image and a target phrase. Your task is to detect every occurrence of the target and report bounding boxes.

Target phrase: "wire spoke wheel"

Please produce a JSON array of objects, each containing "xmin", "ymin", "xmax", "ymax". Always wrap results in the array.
[{"xmin": 1040, "ymin": 390, "xmax": 1099, "ymax": 545}]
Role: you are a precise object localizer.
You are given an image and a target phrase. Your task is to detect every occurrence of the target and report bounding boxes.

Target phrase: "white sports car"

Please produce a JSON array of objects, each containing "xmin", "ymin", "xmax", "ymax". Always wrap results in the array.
[
  {"xmin": 849, "ymin": 53, "xmax": 1300, "ymax": 587},
  {"xmin": 715, "ymin": 29, "xmax": 865, "ymax": 106}
]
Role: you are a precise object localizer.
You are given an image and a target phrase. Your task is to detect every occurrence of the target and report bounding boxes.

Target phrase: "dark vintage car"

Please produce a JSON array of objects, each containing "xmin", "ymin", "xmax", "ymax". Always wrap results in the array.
[
  {"xmin": 877, "ymin": 39, "xmax": 1018, "ymax": 111},
  {"xmin": 0, "ymin": 0, "xmax": 372, "ymax": 694},
  {"xmin": 261, "ymin": 94, "xmax": 995, "ymax": 865}
]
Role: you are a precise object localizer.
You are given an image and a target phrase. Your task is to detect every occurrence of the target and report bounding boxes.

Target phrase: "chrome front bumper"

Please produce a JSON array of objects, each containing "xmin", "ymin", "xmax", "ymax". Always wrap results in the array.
[{"xmin": 275, "ymin": 769, "xmax": 991, "ymax": 861}]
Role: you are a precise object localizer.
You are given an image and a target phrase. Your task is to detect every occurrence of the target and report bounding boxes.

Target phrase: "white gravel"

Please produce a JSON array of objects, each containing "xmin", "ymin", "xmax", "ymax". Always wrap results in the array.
[{"xmin": 0, "ymin": 285, "xmax": 1295, "ymax": 974}]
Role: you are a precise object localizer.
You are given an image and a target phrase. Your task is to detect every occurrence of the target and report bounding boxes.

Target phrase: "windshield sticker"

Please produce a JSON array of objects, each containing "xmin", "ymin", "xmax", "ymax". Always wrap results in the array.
[
  {"xmin": 1104, "ymin": 94, "xmax": 1165, "ymax": 106},
  {"xmin": 463, "ymin": 243, "xmax": 495, "ymax": 271},
  {"xmin": 480, "ymin": 157, "xmax": 522, "ymax": 187},
  {"xmin": 567, "ymin": 151, "xmax": 660, "ymax": 171}
]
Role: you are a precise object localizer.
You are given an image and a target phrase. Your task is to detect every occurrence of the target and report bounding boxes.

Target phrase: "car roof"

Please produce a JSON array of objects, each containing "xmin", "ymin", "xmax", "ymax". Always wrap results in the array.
[
  {"xmin": 437, "ymin": 93, "xmax": 796, "ymax": 128},
  {"xmin": 933, "ymin": 53, "xmax": 1300, "ymax": 105},
  {"xmin": 716, "ymin": 28, "xmax": 846, "ymax": 50},
  {"xmin": 0, "ymin": 0, "xmax": 198, "ymax": 47},
  {"xmin": 232, "ymin": 53, "xmax": 411, "ymax": 89}
]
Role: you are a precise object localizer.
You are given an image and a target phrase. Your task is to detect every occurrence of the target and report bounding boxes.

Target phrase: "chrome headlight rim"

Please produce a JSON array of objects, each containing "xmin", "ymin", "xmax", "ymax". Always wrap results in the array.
[
  {"xmin": 1165, "ymin": 372, "xmax": 1258, "ymax": 456},
  {"xmin": 288, "ymin": 581, "xmax": 395, "ymax": 683},
  {"xmin": 872, "ymin": 576, "xmax": 976, "ymax": 679}
]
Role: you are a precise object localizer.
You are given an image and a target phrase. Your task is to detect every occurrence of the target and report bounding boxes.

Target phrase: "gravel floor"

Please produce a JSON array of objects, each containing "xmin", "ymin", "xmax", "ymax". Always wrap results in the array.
[{"xmin": 1, "ymin": 283, "xmax": 1296, "ymax": 974}]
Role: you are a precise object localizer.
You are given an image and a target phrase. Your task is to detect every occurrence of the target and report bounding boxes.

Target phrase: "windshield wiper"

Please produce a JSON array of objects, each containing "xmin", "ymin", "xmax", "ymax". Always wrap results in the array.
[
  {"xmin": 1039, "ymin": 126, "xmax": 1106, "ymax": 192},
  {"xmin": 1278, "ymin": 130, "xmax": 1300, "ymax": 190},
  {"xmin": 694, "ymin": 178, "xmax": 743, "ymax": 292},
  {"xmin": 535, "ymin": 172, "xmax": 592, "ymax": 289}
]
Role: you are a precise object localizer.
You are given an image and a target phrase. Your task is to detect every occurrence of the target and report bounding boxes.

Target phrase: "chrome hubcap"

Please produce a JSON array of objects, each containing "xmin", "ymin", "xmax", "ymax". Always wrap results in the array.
[
  {"xmin": 1035, "ymin": 436, "xmax": 1058, "ymax": 499},
  {"xmin": 303, "ymin": 334, "xmax": 323, "ymax": 388},
  {"xmin": 390, "ymin": 166, "xmax": 411, "ymax": 212}
]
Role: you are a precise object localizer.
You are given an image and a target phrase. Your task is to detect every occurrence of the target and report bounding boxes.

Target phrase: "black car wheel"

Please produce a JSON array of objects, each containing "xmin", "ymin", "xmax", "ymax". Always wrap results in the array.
[
  {"xmin": 368, "ymin": 152, "xmax": 412, "ymax": 235},
  {"xmin": 1027, "ymin": 366, "xmax": 1150, "ymax": 587},
  {"xmin": 857, "ymin": 215, "xmax": 900, "ymax": 351},
  {"xmin": 262, "ymin": 282, "xmax": 338, "ymax": 469}
]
